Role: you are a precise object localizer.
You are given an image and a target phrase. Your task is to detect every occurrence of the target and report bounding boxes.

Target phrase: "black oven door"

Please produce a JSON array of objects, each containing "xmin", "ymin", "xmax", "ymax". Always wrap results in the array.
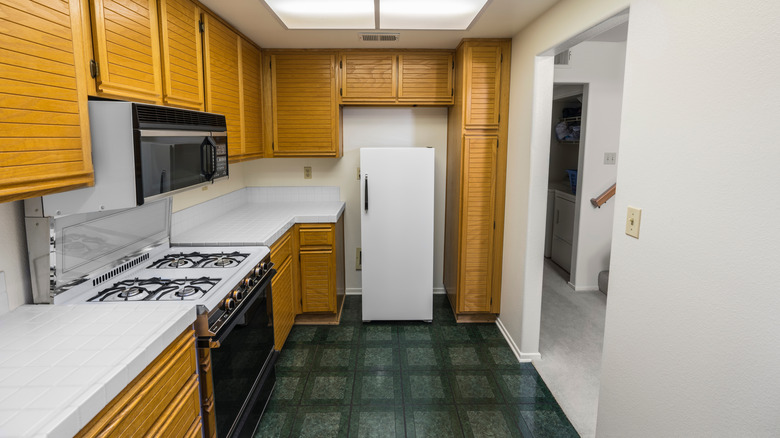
[
  {"xmin": 209, "ymin": 278, "xmax": 277, "ymax": 438},
  {"xmin": 137, "ymin": 130, "xmax": 220, "ymax": 201}
]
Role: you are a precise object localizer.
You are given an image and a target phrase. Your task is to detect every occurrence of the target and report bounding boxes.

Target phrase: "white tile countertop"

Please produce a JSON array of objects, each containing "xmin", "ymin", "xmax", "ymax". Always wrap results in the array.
[
  {"xmin": 171, "ymin": 187, "xmax": 345, "ymax": 246},
  {"xmin": 0, "ymin": 302, "xmax": 196, "ymax": 437}
]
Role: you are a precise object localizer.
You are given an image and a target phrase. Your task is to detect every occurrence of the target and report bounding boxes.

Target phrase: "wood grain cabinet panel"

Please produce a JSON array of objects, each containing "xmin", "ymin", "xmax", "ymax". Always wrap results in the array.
[
  {"xmin": 270, "ymin": 230, "xmax": 295, "ymax": 350},
  {"xmin": 300, "ymin": 251, "xmax": 336, "ymax": 313},
  {"xmin": 203, "ymin": 13, "xmax": 242, "ymax": 160},
  {"xmin": 77, "ymin": 329, "xmax": 201, "ymax": 438},
  {"xmin": 268, "ymin": 52, "xmax": 340, "ymax": 157},
  {"xmin": 0, "ymin": 0, "xmax": 94, "ymax": 203},
  {"xmin": 90, "ymin": 0, "xmax": 163, "ymax": 102},
  {"xmin": 464, "ymin": 44, "xmax": 502, "ymax": 129},
  {"xmin": 459, "ymin": 135, "xmax": 497, "ymax": 312},
  {"xmin": 240, "ymin": 39, "xmax": 263, "ymax": 160},
  {"xmin": 398, "ymin": 52, "xmax": 453, "ymax": 103},
  {"xmin": 158, "ymin": 0, "xmax": 203, "ymax": 109},
  {"xmin": 340, "ymin": 52, "xmax": 396, "ymax": 102}
]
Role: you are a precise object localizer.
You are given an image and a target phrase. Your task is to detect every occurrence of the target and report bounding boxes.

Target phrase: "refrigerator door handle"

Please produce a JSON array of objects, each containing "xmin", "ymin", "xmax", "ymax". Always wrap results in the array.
[{"xmin": 364, "ymin": 174, "xmax": 369, "ymax": 212}]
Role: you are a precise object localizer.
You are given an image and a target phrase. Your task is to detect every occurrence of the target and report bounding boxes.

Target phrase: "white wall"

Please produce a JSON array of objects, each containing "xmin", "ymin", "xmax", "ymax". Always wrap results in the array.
[
  {"xmin": 242, "ymin": 107, "xmax": 449, "ymax": 292},
  {"xmin": 596, "ymin": 0, "xmax": 780, "ymax": 435},
  {"xmin": 0, "ymin": 201, "xmax": 31, "ymax": 311},
  {"xmin": 555, "ymin": 41, "xmax": 626, "ymax": 290},
  {"xmin": 501, "ymin": 0, "xmax": 629, "ymax": 358}
]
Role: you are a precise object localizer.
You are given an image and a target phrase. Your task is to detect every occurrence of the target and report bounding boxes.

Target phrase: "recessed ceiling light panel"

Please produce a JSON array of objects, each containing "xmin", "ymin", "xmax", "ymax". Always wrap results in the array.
[
  {"xmin": 379, "ymin": 0, "xmax": 488, "ymax": 30},
  {"xmin": 264, "ymin": 0, "xmax": 375, "ymax": 29}
]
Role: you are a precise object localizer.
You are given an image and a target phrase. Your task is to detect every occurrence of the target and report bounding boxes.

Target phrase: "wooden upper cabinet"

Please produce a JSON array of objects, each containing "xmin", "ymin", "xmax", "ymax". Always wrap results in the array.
[
  {"xmin": 158, "ymin": 0, "xmax": 203, "ymax": 110},
  {"xmin": 240, "ymin": 39, "xmax": 263, "ymax": 160},
  {"xmin": 0, "ymin": 0, "xmax": 94, "ymax": 203},
  {"xmin": 90, "ymin": 0, "xmax": 163, "ymax": 102},
  {"xmin": 464, "ymin": 44, "xmax": 502, "ymax": 129},
  {"xmin": 269, "ymin": 52, "xmax": 340, "ymax": 157},
  {"xmin": 340, "ymin": 52, "xmax": 396, "ymax": 103},
  {"xmin": 203, "ymin": 13, "xmax": 241, "ymax": 161},
  {"xmin": 458, "ymin": 134, "xmax": 498, "ymax": 313},
  {"xmin": 398, "ymin": 52, "xmax": 453, "ymax": 104}
]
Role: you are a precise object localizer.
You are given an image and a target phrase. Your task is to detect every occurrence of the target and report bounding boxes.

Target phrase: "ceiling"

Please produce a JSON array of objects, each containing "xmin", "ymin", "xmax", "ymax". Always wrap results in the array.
[{"xmin": 199, "ymin": 0, "xmax": 561, "ymax": 49}]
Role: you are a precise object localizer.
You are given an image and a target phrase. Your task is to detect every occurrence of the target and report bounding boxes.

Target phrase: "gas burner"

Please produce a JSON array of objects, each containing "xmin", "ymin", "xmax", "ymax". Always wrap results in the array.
[
  {"xmin": 88, "ymin": 278, "xmax": 158, "ymax": 302},
  {"xmin": 118, "ymin": 287, "xmax": 145, "ymax": 299},
  {"xmin": 177, "ymin": 286, "xmax": 199, "ymax": 298},
  {"xmin": 153, "ymin": 277, "xmax": 220, "ymax": 301},
  {"xmin": 148, "ymin": 252, "xmax": 201, "ymax": 269},
  {"xmin": 200, "ymin": 252, "xmax": 248, "ymax": 268}
]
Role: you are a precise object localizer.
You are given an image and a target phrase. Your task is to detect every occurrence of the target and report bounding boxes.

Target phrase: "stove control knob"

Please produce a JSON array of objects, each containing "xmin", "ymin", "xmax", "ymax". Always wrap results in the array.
[
  {"xmin": 222, "ymin": 298, "xmax": 236, "ymax": 312},
  {"xmin": 253, "ymin": 265, "xmax": 263, "ymax": 276},
  {"xmin": 243, "ymin": 277, "xmax": 254, "ymax": 288},
  {"xmin": 231, "ymin": 290, "xmax": 243, "ymax": 301}
]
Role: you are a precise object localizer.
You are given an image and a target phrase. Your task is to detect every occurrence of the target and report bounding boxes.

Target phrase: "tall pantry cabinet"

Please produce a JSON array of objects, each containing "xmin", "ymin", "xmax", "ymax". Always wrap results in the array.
[{"xmin": 444, "ymin": 39, "xmax": 511, "ymax": 321}]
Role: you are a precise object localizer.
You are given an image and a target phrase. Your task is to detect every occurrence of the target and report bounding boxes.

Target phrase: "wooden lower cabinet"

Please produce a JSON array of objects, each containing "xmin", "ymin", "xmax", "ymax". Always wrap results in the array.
[
  {"xmin": 297, "ymin": 217, "xmax": 344, "ymax": 314},
  {"xmin": 270, "ymin": 229, "xmax": 296, "ymax": 350},
  {"xmin": 77, "ymin": 329, "xmax": 202, "ymax": 437}
]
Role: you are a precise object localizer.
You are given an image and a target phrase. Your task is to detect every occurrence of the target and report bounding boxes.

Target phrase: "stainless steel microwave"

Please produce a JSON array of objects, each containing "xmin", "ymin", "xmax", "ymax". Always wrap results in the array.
[{"xmin": 28, "ymin": 101, "xmax": 229, "ymax": 217}]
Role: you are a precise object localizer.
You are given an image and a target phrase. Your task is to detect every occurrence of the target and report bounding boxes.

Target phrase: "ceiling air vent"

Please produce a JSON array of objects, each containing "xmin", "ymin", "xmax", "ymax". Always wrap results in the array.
[
  {"xmin": 554, "ymin": 50, "xmax": 571, "ymax": 66},
  {"xmin": 358, "ymin": 32, "xmax": 400, "ymax": 42}
]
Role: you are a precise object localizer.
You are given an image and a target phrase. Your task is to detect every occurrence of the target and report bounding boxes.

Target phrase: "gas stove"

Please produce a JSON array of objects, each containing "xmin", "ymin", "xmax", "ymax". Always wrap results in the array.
[{"xmin": 48, "ymin": 243, "xmax": 270, "ymax": 313}]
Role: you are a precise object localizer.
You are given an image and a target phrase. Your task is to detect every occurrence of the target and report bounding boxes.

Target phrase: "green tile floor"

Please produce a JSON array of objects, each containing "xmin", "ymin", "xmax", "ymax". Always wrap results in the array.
[{"xmin": 254, "ymin": 295, "xmax": 579, "ymax": 438}]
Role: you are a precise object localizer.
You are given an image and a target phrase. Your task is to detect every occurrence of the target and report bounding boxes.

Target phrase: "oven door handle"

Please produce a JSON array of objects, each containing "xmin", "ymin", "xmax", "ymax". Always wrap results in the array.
[{"xmin": 200, "ymin": 268, "xmax": 276, "ymax": 349}]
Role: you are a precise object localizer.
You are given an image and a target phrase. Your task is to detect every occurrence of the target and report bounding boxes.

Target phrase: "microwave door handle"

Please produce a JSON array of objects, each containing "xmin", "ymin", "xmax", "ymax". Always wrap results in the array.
[
  {"xmin": 159, "ymin": 169, "xmax": 166, "ymax": 193},
  {"xmin": 201, "ymin": 141, "xmax": 214, "ymax": 180},
  {"xmin": 210, "ymin": 143, "xmax": 217, "ymax": 177}
]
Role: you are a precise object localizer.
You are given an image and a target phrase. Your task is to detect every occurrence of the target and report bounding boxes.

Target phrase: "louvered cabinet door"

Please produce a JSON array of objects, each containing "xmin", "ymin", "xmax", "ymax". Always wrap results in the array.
[
  {"xmin": 270, "ymin": 53, "xmax": 339, "ymax": 157},
  {"xmin": 464, "ymin": 44, "xmax": 502, "ymax": 129},
  {"xmin": 272, "ymin": 257, "xmax": 295, "ymax": 350},
  {"xmin": 458, "ymin": 135, "xmax": 498, "ymax": 313},
  {"xmin": 0, "ymin": 0, "xmax": 94, "ymax": 203},
  {"xmin": 398, "ymin": 51, "xmax": 453, "ymax": 104},
  {"xmin": 340, "ymin": 52, "xmax": 396, "ymax": 103},
  {"xmin": 241, "ymin": 39, "xmax": 263, "ymax": 160},
  {"xmin": 159, "ymin": 0, "xmax": 203, "ymax": 110},
  {"xmin": 204, "ymin": 14, "xmax": 241, "ymax": 161},
  {"xmin": 300, "ymin": 251, "xmax": 336, "ymax": 313},
  {"xmin": 90, "ymin": 0, "xmax": 163, "ymax": 102}
]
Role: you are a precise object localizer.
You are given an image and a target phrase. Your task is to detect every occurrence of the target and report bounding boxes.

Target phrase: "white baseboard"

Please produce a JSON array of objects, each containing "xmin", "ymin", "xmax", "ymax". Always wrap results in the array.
[
  {"xmin": 344, "ymin": 287, "xmax": 446, "ymax": 295},
  {"xmin": 495, "ymin": 317, "xmax": 540, "ymax": 363},
  {"xmin": 568, "ymin": 281, "xmax": 600, "ymax": 292}
]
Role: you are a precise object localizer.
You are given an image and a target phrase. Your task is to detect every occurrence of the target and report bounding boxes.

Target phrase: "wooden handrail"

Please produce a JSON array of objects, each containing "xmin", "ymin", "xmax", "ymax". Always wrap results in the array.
[{"xmin": 591, "ymin": 183, "xmax": 616, "ymax": 208}]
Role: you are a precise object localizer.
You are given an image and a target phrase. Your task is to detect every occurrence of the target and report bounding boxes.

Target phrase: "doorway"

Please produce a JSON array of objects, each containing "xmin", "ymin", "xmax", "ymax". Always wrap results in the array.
[{"xmin": 531, "ymin": 15, "xmax": 629, "ymax": 438}]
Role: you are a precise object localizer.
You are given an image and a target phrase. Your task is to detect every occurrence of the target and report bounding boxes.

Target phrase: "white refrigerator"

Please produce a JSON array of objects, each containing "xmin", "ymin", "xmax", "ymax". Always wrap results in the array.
[{"xmin": 360, "ymin": 147, "xmax": 434, "ymax": 321}]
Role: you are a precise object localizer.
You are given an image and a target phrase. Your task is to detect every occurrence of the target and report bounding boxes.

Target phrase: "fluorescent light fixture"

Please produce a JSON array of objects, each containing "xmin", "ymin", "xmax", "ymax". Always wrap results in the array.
[
  {"xmin": 264, "ymin": 0, "xmax": 375, "ymax": 29},
  {"xmin": 264, "ymin": 0, "xmax": 488, "ymax": 30},
  {"xmin": 380, "ymin": 0, "xmax": 488, "ymax": 30}
]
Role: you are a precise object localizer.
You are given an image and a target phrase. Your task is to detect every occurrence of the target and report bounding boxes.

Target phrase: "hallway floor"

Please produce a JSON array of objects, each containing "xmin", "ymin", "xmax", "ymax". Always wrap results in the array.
[
  {"xmin": 533, "ymin": 260, "xmax": 607, "ymax": 438},
  {"xmin": 254, "ymin": 294, "xmax": 578, "ymax": 437}
]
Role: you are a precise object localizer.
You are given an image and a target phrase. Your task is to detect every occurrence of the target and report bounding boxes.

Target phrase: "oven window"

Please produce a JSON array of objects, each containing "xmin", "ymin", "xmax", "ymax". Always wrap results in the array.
[
  {"xmin": 210, "ymin": 284, "xmax": 275, "ymax": 437},
  {"xmin": 139, "ymin": 136, "xmax": 209, "ymax": 198}
]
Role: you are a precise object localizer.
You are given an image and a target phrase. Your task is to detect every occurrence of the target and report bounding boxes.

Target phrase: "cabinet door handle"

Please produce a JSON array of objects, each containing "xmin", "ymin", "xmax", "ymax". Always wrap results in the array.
[
  {"xmin": 555, "ymin": 209, "xmax": 560, "ymax": 224},
  {"xmin": 364, "ymin": 174, "xmax": 369, "ymax": 212}
]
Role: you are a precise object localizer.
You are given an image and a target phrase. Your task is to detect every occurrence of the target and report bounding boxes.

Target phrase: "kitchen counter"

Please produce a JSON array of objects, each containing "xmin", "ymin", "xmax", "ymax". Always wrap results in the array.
[
  {"xmin": 0, "ymin": 302, "xmax": 196, "ymax": 437},
  {"xmin": 171, "ymin": 187, "xmax": 345, "ymax": 246}
]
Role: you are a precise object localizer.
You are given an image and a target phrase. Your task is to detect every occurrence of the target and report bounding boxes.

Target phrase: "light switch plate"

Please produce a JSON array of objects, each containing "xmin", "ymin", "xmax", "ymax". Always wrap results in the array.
[
  {"xmin": 355, "ymin": 248, "xmax": 362, "ymax": 270},
  {"xmin": 604, "ymin": 152, "xmax": 617, "ymax": 165},
  {"xmin": 357, "ymin": 167, "xmax": 361, "ymax": 181},
  {"xmin": 304, "ymin": 166, "xmax": 312, "ymax": 179},
  {"xmin": 625, "ymin": 206, "xmax": 641, "ymax": 238}
]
